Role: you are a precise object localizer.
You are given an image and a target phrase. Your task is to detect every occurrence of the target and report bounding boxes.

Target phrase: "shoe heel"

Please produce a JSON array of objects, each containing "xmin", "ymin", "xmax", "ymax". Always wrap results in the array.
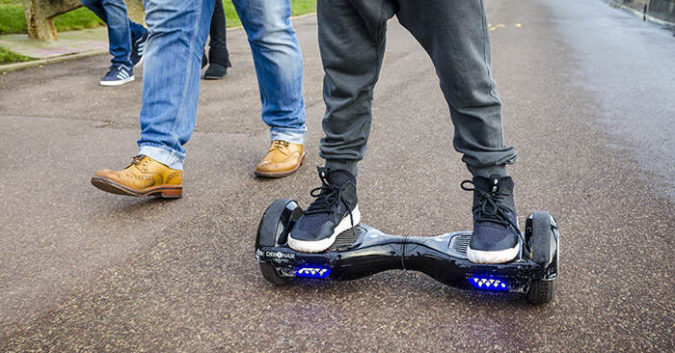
[{"xmin": 160, "ymin": 188, "xmax": 183, "ymax": 199}]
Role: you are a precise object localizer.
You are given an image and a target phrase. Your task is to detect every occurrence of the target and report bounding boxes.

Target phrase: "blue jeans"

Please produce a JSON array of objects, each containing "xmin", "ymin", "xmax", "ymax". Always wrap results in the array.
[
  {"xmin": 137, "ymin": 0, "xmax": 306, "ymax": 170},
  {"xmin": 80, "ymin": 0, "xmax": 147, "ymax": 68}
]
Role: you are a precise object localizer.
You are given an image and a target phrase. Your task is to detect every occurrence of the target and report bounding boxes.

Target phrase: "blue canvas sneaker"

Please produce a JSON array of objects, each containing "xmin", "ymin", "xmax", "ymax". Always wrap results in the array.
[
  {"xmin": 100, "ymin": 65, "xmax": 134, "ymax": 86},
  {"xmin": 130, "ymin": 30, "xmax": 149, "ymax": 67},
  {"xmin": 464, "ymin": 175, "xmax": 521, "ymax": 264}
]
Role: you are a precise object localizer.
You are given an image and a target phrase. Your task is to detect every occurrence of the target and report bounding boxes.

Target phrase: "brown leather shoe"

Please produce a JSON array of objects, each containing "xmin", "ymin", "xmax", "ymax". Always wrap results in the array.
[
  {"xmin": 91, "ymin": 155, "xmax": 183, "ymax": 198},
  {"xmin": 255, "ymin": 140, "xmax": 305, "ymax": 178}
]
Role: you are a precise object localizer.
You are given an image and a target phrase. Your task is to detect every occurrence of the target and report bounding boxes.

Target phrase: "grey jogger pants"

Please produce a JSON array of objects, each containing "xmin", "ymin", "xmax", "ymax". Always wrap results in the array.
[{"xmin": 318, "ymin": 0, "xmax": 517, "ymax": 177}]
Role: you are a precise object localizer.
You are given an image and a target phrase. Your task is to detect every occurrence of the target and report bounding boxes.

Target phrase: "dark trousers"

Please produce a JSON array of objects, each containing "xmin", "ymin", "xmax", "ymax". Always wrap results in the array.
[
  {"xmin": 208, "ymin": 0, "xmax": 231, "ymax": 67},
  {"xmin": 318, "ymin": 0, "xmax": 517, "ymax": 177}
]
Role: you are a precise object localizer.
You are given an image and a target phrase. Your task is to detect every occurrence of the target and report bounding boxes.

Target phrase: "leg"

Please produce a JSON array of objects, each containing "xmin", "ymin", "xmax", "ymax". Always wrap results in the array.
[
  {"xmin": 80, "ymin": 0, "xmax": 107, "ymax": 22},
  {"xmin": 81, "ymin": 0, "xmax": 146, "ymax": 67},
  {"xmin": 208, "ymin": 0, "xmax": 231, "ymax": 67},
  {"xmin": 397, "ymin": 0, "xmax": 519, "ymax": 264},
  {"xmin": 317, "ymin": 0, "xmax": 395, "ymax": 176},
  {"xmin": 100, "ymin": 0, "xmax": 134, "ymax": 68},
  {"xmin": 397, "ymin": 0, "xmax": 516, "ymax": 177},
  {"xmin": 137, "ymin": 0, "xmax": 215, "ymax": 170},
  {"xmin": 288, "ymin": 0, "xmax": 395, "ymax": 253},
  {"xmin": 92, "ymin": 0, "xmax": 214, "ymax": 198},
  {"xmin": 231, "ymin": 0, "xmax": 306, "ymax": 144}
]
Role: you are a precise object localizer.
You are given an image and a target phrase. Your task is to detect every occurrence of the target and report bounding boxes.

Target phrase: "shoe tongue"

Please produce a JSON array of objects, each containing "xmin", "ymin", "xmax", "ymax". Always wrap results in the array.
[
  {"xmin": 472, "ymin": 174, "xmax": 515, "ymax": 211},
  {"xmin": 473, "ymin": 174, "xmax": 513, "ymax": 193},
  {"xmin": 327, "ymin": 169, "xmax": 356, "ymax": 186}
]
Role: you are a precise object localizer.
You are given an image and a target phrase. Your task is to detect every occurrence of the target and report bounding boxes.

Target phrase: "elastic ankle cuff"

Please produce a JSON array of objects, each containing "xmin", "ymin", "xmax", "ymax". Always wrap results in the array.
[
  {"xmin": 325, "ymin": 160, "xmax": 358, "ymax": 177},
  {"xmin": 467, "ymin": 165, "xmax": 508, "ymax": 178}
]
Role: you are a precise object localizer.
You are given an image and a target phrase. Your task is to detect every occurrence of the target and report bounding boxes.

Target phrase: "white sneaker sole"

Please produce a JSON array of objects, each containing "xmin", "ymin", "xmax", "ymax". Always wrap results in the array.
[
  {"xmin": 288, "ymin": 205, "xmax": 361, "ymax": 253},
  {"xmin": 100, "ymin": 76, "xmax": 135, "ymax": 86},
  {"xmin": 466, "ymin": 244, "xmax": 519, "ymax": 264}
]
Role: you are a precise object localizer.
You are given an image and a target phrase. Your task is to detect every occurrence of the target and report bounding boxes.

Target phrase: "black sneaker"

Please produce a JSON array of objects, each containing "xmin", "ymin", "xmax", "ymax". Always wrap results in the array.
[
  {"xmin": 463, "ymin": 175, "xmax": 521, "ymax": 264},
  {"xmin": 288, "ymin": 167, "xmax": 360, "ymax": 253},
  {"xmin": 130, "ymin": 30, "xmax": 148, "ymax": 67},
  {"xmin": 203, "ymin": 63, "xmax": 228, "ymax": 80}
]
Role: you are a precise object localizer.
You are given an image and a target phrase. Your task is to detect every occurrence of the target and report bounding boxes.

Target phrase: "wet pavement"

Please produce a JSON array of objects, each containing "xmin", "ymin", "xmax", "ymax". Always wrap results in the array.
[{"xmin": 0, "ymin": 0, "xmax": 673, "ymax": 352}]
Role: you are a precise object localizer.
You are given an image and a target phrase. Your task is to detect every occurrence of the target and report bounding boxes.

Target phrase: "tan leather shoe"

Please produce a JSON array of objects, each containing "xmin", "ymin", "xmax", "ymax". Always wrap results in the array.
[
  {"xmin": 255, "ymin": 140, "xmax": 305, "ymax": 178},
  {"xmin": 91, "ymin": 155, "xmax": 183, "ymax": 198}
]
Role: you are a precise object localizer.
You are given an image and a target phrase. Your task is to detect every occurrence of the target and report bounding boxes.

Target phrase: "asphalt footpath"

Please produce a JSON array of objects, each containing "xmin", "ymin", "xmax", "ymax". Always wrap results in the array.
[{"xmin": 0, "ymin": 0, "xmax": 673, "ymax": 351}]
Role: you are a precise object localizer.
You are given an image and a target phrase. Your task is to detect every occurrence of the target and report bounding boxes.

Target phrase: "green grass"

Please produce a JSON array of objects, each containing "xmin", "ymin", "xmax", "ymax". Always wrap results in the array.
[
  {"xmin": 0, "ymin": 46, "xmax": 33, "ymax": 64},
  {"xmin": 0, "ymin": 0, "xmax": 316, "ymax": 35},
  {"xmin": 222, "ymin": 0, "xmax": 317, "ymax": 27},
  {"xmin": 53, "ymin": 7, "xmax": 106, "ymax": 32},
  {"xmin": 0, "ymin": 3, "xmax": 27, "ymax": 35},
  {"xmin": 0, "ymin": 2, "xmax": 104, "ymax": 35},
  {"xmin": 223, "ymin": 2, "xmax": 242, "ymax": 27},
  {"xmin": 290, "ymin": 0, "xmax": 317, "ymax": 16},
  {"xmin": 0, "ymin": 0, "xmax": 316, "ymax": 64}
]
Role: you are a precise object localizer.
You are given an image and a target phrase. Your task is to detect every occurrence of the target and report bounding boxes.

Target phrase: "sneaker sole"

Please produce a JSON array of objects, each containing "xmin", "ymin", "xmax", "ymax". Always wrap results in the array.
[
  {"xmin": 466, "ymin": 244, "xmax": 519, "ymax": 264},
  {"xmin": 100, "ymin": 76, "xmax": 135, "ymax": 86},
  {"xmin": 203, "ymin": 72, "xmax": 226, "ymax": 80},
  {"xmin": 254, "ymin": 153, "xmax": 305, "ymax": 178},
  {"xmin": 91, "ymin": 176, "xmax": 182, "ymax": 199},
  {"xmin": 287, "ymin": 205, "xmax": 360, "ymax": 253}
]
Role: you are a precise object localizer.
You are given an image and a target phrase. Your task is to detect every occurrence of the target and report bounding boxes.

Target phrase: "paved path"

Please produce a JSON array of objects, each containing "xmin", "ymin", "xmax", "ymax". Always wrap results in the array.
[
  {"xmin": 0, "ymin": 28, "xmax": 108, "ymax": 61},
  {"xmin": 0, "ymin": 0, "xmax": 673, "ymax": 352}
]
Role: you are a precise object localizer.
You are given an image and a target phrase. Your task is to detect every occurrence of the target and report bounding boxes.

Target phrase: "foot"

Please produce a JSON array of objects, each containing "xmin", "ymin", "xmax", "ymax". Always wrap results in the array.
[
  {"xmin": 202, "ymin": 51, "xmax": 208, "ymax": 69},
  {"xmin": 99, "ymin": 65, "xmax": 134, "ymax": 86},
  {"xmin": 288, "ymin": 167, "xmax": 359, "ymax": 253},
  {"xmin": 130, "ymin": 30, "xmax": 149, "ymax": 67},
  {"xmin": 464, "ymin": 175, "xmax": 521, "ymax": 264},
  {"xmin": 254, "ymin": 140, "xmax": 305, "ymax": 178},
  {"xmin": 203, "ymin": 63, "xmax": 228, "ymax": 80},
  {"xmin": 91, "ymin": 155, "xmax": 183, "ymax": 198}
]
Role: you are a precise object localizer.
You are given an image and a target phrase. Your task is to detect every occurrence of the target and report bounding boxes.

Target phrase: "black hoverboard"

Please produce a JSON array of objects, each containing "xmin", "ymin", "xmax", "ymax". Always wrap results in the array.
[{"xmin": 255, "ymin": 199, "xmax": 559, "ymax": 305}]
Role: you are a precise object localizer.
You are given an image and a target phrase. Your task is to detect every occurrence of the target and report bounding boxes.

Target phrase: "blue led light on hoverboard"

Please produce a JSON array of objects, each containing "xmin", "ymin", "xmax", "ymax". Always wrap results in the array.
[
  {"xmin": 295, "ymin": 266, "xmax": 331, "ymax": 279},
  {"xmin": 468, "ymin": 276, "xmax": 509, "ymax": 291}
]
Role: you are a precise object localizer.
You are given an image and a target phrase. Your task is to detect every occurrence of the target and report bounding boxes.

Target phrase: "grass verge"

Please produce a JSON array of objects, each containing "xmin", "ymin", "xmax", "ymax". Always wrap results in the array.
[
  {"xmin": 0, "ymin": 46, "xmax": 33, "ymax": 64},
  {"xmin": 0, "ymin": 2, "xmax": 104, "ymax": 35},
  {"xmin": 219, "ymin": 0, "xmax": 316, "ymax": 27},
  {"xmin": 0, "ymin": 0, "xmax": 315, "ymax": 65},
  {"xmin": 0, "ymin": 0, "xmax": 317, "ymax": 35}
]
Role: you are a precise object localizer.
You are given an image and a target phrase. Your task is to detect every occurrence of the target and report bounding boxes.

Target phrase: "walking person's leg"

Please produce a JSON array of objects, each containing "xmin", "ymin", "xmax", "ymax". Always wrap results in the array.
[
  {"xmin": 80, "ymin": 0, "xmax": 107, "ymax": 22},
  {"xmin": 396, "ymin": 0, "xmax": 520, "ymax": 264},
  {"xmin": 81, "ymin": 0, "xmax": 138, "ymax": 85},
  {"xmin": 288, "ymin": 0, "xmax": 396, "ymax": 253},
  {"xmin": 100, "ymin": 0, "xmax": 134, "ymax": 83},
  {"xmin": 204, "ymin": 0, "xmax": 231, "ymax": 79},
  {"xmin": 81, "ymin": 0, "xmax": 148, "ymax": 67},
  {"xmin": 91, "ymin": 0, "xmax": 215, "ymax": 198},
  {"xmin": 231, "ymin": 0, "xmax": 307, "ymax": 177}
]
